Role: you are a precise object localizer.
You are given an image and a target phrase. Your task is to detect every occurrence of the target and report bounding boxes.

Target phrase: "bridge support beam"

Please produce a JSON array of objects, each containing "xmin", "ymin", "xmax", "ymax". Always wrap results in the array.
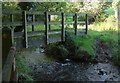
[
  {"xmin": 85, "ymin": 14, "xmax": 88, "ymax": 34},
  {"xmin": 45, "ymin": 12, "xmax": 49, "ymax": 45},
  {"xmin": 61, "ymin": 12, "xmax": 65, "ymax": 42},
  {"xmin": 23, "ymin": 11, "xmax": 28, "ymax": 48}
]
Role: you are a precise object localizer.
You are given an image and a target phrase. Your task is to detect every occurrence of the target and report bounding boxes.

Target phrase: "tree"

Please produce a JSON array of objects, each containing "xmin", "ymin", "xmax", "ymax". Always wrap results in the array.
[
  {"xmin": 18, "ymin": 2, "xmax": 37, "ymax": 10},
  {"xmin": 2, "ymin": 2, "xmax": 19, "ymax": 10}
]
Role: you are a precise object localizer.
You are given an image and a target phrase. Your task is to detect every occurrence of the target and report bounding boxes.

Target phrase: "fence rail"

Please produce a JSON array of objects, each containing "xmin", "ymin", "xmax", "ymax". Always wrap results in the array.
[
  {"xmin": 2, "ymin": 10, "xmax": 88, "ymax": 48},
  {"xmin": 2, "ymin": 46, "xmax": 18, "ymax": 82}
]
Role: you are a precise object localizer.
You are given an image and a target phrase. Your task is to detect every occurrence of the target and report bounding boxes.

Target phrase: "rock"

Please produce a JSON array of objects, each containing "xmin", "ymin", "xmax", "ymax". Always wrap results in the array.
[
  {"xmin": 40, "ymin": 49, "xmax": 45, "ymax": 53},
  {"xmin": 98, "ymin": 70, "xmax": 104, "ymax": 75},
  {"xmin": 65, "ymin": 59, "xmax": 71, "ymax": 62},
  {"xmin": 61, "ymin": 63, "xmax": 68, "ymax": 66},
  {"xmin": 105, "ymin": 52, "xmax": 108, "ymax": 55},
  {"xmin": 99, "ymin": 69, "xmax": 107, "ymax": 75},
  {"xmin": 92, "ymin": 58, "xmax": 98, "ymax": 64}
]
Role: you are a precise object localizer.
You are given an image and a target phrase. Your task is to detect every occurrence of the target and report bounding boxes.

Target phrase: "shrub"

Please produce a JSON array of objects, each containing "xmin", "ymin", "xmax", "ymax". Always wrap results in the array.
[
  {"xmin": 65, "ymin": 32, "xmax": 95, "ymax": 62},
  {"xmin": 65, "ymin": 33, "xmax": 79, "ymax": 56},
  {"xmin": 45, "ymin": 32, "xmax": 95, "ymax": 62},
  {"xmin": 45, "ymin": 43, "xmax": 69, "ymax": 61},
  {"xmin": 18, "ymin": 73, "xmax": 33, "ymax": 81},
  {"xmin": 70, "ymin": 46, "xmax": 92, "ymax": 62}
]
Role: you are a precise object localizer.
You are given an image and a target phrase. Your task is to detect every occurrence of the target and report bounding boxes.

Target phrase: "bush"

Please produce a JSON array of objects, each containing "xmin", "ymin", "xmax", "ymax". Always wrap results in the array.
[
  {"xmin": 65, "ymin": 32, "xmax": 95, "ymax": 62},
  {"xmin": 65, "ymin": 33, "xmax": 79, "ymax": 56},
  {"xmin": 45, "ymin": 32, "xmax": 95, "ymax": 62},
  {"xmin": 45, "ymin": 43, "xmax": 69, "ymax": 61},
  {"xmin": 18, "ymin": 73, "xmax": 33, "ymax": 81},
  {"xmin": 74, "ymin": 47, "xmax": 92, "ymax": 62}
]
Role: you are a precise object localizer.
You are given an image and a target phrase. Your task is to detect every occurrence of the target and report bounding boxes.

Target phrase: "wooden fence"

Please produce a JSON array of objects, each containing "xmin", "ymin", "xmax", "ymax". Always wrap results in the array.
[{"xmin": 2, "ymin": 10, "xmax": 88, "ymax": 48}]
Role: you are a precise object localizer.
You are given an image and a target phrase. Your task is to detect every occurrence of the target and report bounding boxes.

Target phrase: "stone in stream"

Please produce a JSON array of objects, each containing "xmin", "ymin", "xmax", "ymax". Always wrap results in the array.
[
  {"xmin": 40, "ymin": 49, "xmax": 45, "ymax": 53},
  {"xmin": 98, "ymin": 70, "xmax": 104, "ymax": 75},
  {"xmin": 98, "ymin": 69, "xmax": 107, "ymax": 75},
  {"xmin": 64, "ymin": 59, "xmax": 71, "ymax": 62},
  {"xmin": 34, "ymin": 47, "xmax": 45, "ymax": 53}
]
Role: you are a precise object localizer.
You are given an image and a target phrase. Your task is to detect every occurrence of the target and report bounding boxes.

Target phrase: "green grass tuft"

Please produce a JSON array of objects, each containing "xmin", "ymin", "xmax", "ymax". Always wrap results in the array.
[{"xmin": 16, "ymin": 53, "xmax": 33, "ymax": 81}]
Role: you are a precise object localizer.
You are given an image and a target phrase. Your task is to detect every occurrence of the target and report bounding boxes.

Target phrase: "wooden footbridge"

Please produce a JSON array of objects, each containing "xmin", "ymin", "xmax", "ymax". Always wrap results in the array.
[
  {"xmin": 2, "ymin": 10, "xmax": 88, "ymax": 82},
  {"xmin": 2, "ymin": 10, "xmax": 88, "ymax": 48}
]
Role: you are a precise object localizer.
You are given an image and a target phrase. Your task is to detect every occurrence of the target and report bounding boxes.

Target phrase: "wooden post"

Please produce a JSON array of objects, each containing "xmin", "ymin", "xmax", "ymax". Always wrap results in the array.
[
  {"xmin": 74, "ymin": 13, "xmax": 77, "ymax": 35},
  {"xmin": 85, "ymin": 14, "xmax": 88, "ymax": 34},
  {"xmin": 10, "ymin": 14, "xmax": 14, "ymax": 45},
  {"xmin": 73, "ymin": 15, "xmax": 75, "ymax": 29},
  {"xmin": 11, "ymin": 27, "xmax": 14, "ymax": 45},
  {"xmin": 23, "ymin": 11, "xmax": 28, "ymax": 48},
  {"xmin": 13, "ymin": 56, "xmax": 18, "ymax": 81},
  {"xmin": 11, "ymin": 14, "xmax": 14, "ymax": 23},
  {"xmin": 61, "ymin": 12, "xmax": 65, "ymax": 42},
  {"xmin": 32, "ymin": 14, "xmax": 35, "ymax": 31},
  {"xmin": 48, "ymin": 15, "xmax": 51, "ymax": 31},
  {"xmin": 45, "ymin": 12, "xmax": 49, "ymax": 45}
]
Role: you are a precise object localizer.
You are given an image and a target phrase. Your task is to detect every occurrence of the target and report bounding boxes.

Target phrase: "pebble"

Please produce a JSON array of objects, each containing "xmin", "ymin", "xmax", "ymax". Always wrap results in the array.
[{"xmin": 40, "ymin": 49, "xmax": 45, "ymax": 53}]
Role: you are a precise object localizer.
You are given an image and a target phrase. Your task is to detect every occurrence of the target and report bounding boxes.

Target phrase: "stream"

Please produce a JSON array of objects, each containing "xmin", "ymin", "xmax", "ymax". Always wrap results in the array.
[{"xmin": 17, "ymin": 47, "xmax": 120, "ymax": 82}]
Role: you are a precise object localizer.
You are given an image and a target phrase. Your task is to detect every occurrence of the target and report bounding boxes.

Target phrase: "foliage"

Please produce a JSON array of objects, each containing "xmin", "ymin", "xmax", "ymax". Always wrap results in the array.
[
  {"xmin": 104, "ymin": 7, "xmax": 115, "ymax": 16},
  {"xmin": 35, "ymin": 2, "xmax": 67, "ymax": 12},
  {"xmin": 45, "ymin": 31, "xmax": 95, "ymax": 62},
  {"xmin": 89, "ymin": 15, "xmax": 117, "ymax": 31},
  {"xmin": 112, "ymin": 0, "xmax": 120, "ymax": 9},
  {"xmin": 16, "ymin": 54, "xmax": 33, "ymax": 81},
  {"xmin": 65, "ymin": 32, "xmax": 95, "ymax": 61},
  {"xmin": 2, "ymin": 2, "xmax": 115, "ymax": 23},
  {"xmin": 18, "ymin": 73, "xmax": 33, "ymax": 81},
  {"xmin": 98, "ymin": 30, "xmax": 119, "ymax": 65},
  {"xmin": 45, "ymin": 43, "xmax": 69, "ymax": 61},
  {"xmin": 2, "ymin": 2, "xmax": 19, "ymax": 10},
  {"xmin": 18, "ymin": 2, "xmax": 36, "ymax": 10}
]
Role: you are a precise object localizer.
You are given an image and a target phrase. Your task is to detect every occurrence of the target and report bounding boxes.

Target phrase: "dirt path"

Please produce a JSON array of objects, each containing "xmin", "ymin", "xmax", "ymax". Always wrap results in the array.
[{"xmin": 94, "ymin": 38, "xmax": 112, "ymax": 63}]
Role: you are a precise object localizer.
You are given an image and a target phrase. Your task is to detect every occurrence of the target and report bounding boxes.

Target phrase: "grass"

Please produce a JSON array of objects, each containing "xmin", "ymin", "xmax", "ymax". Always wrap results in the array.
[
  {"xmin": 16, "ymin": 51, "xmax": 33, "ymax": 81},
  {"xmin": 71, "ymin": 34, "xmax": 95, "ymax": 58},
  {"xmin": 87, "ymin": 15, "xmax": 119, "ymax": 65},
  {"xmin": 16, "ymin": 47, "xmax": 57, "ymax": 81},
  {"xmin": 88, "ymin": 15, "xmax": 118, "ymax": 31},
  {"xmin": 27, "ymin": 24, "xmax": 62, "ymax": 32},
  {"xmin": 67, "ymin": 14, "xmax": 119, "ymax": 63}
]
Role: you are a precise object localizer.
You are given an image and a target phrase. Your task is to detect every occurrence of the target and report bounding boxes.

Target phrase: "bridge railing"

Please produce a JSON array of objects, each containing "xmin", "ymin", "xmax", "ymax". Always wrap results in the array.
[
  {"xmin": 2, "ymin": 46, "xmax": 18, "ymax": 82},
  {"xmin": 2, "ymin": 10, "xmax": 88, "ymax": 48}
]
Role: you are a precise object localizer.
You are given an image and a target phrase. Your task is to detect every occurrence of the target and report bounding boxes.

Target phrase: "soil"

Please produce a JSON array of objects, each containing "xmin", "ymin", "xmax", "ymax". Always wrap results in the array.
[
  {"xmin": 94, "ymin": 38, "xmax": 112, "ymax": 63},
  {"xmin": 17, "ymin": 38, "xmax": 120, "ymax": 82}
]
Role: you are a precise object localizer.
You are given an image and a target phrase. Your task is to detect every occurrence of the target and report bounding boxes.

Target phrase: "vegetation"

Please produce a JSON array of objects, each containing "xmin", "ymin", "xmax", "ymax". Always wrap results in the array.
[
  {"xmin": 45, "ymin": 32, "xmax": 95, "ymax": 62},
  {"xmin": 45, "ymin": 11, "xmax": 119, "ymax": 64},
  {"xmin": 45, "ymin": 43, "xmax": 69, "ymax": 61},
  {"xmin": 65, "ymin": 32, "xmax": 95, "ymax": 62},
  {"xmin": 6, "ymin": 1, "xmax": 118, "ymax": 65},
  {"xmin": 2, "ymin": 1, "xmax": 120, "ymax": 81},
  {"xmin": 16, "ymin": 52, "xmax": 33, "ymax": 81}
]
